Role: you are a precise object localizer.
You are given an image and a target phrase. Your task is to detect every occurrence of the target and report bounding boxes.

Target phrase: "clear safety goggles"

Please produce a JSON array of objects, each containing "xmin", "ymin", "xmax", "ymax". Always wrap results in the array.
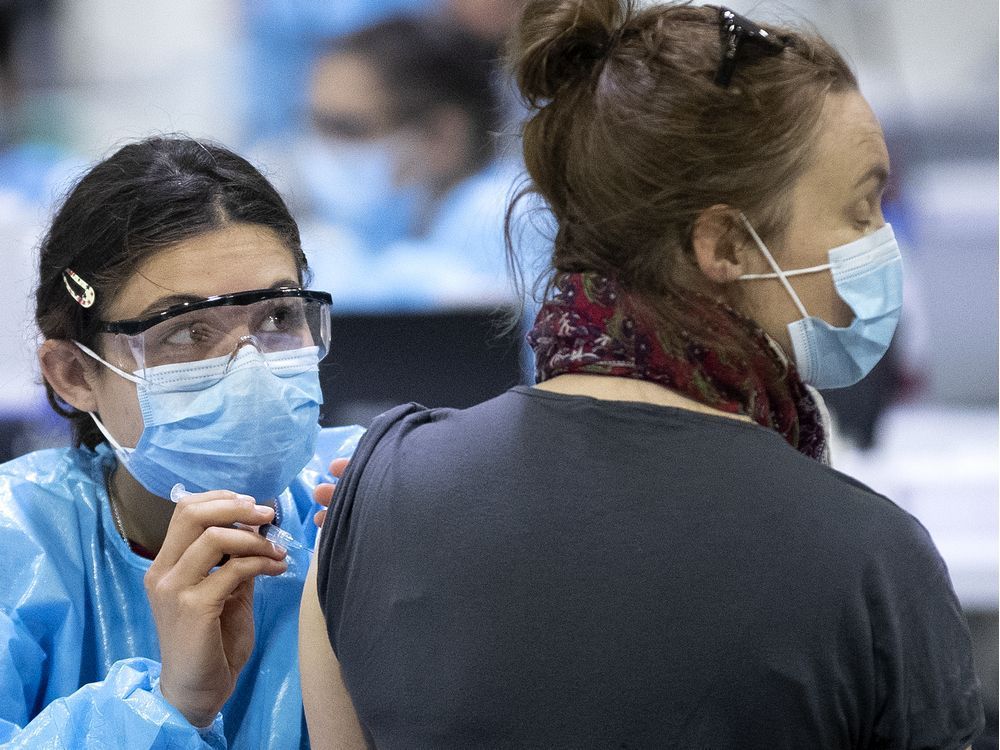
[{"xmin": 98, "ymin": 288, "xmax": 332, "ymax": 379}]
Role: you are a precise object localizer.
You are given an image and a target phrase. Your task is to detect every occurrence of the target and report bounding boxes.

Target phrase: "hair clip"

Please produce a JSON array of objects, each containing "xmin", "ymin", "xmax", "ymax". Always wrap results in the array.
[
  {"xmin": 63, "ymin": 268, "xmax": 96, "ymax": 308},
  {"xmin": 714, "ymin": 7, "xmax": 790, "ymax": 88}
]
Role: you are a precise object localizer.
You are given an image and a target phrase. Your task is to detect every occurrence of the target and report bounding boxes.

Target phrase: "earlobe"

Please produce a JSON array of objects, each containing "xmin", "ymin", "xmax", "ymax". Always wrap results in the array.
[
  {"xmin": 39, "ymin": 340, "xmax": 99, "ymax": 413},
  {"xmin": 690, "ymin": 205, "xmax": 751, "ymax": 285}
]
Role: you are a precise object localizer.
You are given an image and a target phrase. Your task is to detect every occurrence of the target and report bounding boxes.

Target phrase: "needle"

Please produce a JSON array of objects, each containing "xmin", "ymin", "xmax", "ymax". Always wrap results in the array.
[{"xmin": 169, "ymin": 483, "xmax": 312, "ymax": 555}]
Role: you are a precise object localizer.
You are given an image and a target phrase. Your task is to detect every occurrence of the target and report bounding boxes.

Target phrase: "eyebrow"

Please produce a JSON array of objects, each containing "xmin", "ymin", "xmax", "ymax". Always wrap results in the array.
[
  {"xmin": 135, "ymin": 278, "xmax": 301, "ymax": 318},
  {"xmin": 854, "ymin": 164, "xmax": 890, "ymax": 192}
]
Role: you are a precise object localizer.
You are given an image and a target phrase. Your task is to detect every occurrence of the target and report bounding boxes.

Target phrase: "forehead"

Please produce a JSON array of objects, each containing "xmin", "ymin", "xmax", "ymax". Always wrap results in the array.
[
  {"xmin": 796, "ymin": 90, "xmax": 890, "ymax": 198},
  {"xmin": 106, "ymin": 223, "xmax": 300, "ymax": 320},
  {"xmin": 310, "ymin": 52, "xmax": 389, "ymax": 119}
]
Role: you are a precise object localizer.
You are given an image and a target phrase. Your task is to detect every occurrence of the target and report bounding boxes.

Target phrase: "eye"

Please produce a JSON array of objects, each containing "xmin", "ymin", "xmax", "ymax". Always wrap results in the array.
[
  {"xmin": 146, "ymin": 314, "xmax": 227, "ymax": 352},
  {"xmin": 257, "ymin": 302, "xmax": 306, "ymax": 334},
  {"xmin": 852, "ymin": 199, "xmax": 873, "ymax": 229},
  {"xmin": 157, "ymin": 319, "xmax": 218, "ymax": 347},
  {"xmin": 311, "ymin": 111, "xmax": 380, "ymax": 141}
]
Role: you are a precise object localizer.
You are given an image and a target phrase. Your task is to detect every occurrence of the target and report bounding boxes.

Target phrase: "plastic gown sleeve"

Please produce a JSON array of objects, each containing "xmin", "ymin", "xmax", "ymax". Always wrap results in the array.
[
  {"xmin": 0, "ymin": 651, "xmax": 226, "ymax": 749},
  {"xmin": 0, "ymin": 494, "xmax": 228, "ymax": 749},
  {"xmin": 0, "ymin": 425, "xmax": 364, "ymax": 750}
]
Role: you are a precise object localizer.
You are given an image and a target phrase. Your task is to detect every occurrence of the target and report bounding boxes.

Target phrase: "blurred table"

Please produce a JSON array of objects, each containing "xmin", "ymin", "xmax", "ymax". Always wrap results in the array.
[{"xmin": 832, "ymin": 404, "xmax": 998, "ymax": 611}]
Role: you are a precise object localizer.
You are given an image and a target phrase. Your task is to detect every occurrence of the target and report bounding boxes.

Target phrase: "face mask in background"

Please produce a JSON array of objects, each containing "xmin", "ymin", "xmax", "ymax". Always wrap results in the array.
[
  {"xmin": 738, "ymin": 217, "xmax": 903, "ymax": 389},
  {"xmin": 76, "ymin": 343, "xmax": 323, "ymax": 501},
  {"xmin": 297, "ymin": 132, "xmax": 429, "ymax": 252}
]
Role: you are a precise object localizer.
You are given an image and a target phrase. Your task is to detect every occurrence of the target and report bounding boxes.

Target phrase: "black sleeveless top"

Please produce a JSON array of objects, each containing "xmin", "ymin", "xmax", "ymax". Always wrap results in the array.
[{"xmin": 316, "ymin": 387, "xmax": 983, "ymax": 749}]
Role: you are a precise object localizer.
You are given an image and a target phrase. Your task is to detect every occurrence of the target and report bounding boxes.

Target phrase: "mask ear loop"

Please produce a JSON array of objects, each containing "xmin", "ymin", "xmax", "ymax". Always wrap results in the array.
[
  {"xmin": 73, "ymin": 340, "xmax": 145, "ymax": 386},
  {"xmin": 738, "ymin": 213, "xmax": 810, "ymax": 320},
  {"xmin": 740, "ymin": 262, "xmax": 831, "ymax": 280},
  {"xmin": 86, "ymin": 409, "xmax": 132, "ymax": 454},
  {"xmin": 70, "ymin": 341, "xmax": 141, "ymax": 453}
]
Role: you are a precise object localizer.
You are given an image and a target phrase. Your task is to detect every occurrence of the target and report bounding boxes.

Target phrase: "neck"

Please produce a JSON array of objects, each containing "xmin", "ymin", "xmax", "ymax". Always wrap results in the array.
[
  {"xmin": 533, "ymin": 374, "xmax": 753, "ymax": 423},
  {"xmin": 109, "ymin": 464, "xmax": 175, "ymax": 554},
  {"xmin": 527, "ymin": 271, "xmax": 829, "ymax": 460}
]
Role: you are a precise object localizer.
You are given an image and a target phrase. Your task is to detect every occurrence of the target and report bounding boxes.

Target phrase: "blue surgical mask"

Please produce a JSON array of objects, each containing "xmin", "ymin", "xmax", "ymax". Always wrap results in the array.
[
  {"xmin": 738, "ymin": 216, "xmax": 903, "ymax": 389},
  {"xmin": 76, "ymin": 343, "xmax": 323, "ymax": 500},
  {"xmin": 297, "ymin": 132, "xmax": 427, "ymax": 251}
]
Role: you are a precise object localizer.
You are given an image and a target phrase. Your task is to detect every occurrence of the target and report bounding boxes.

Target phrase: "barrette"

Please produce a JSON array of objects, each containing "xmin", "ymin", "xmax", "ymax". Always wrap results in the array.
[{"xmin": 63, "ymin": 268, "xmax": 96, "ymax": 308}]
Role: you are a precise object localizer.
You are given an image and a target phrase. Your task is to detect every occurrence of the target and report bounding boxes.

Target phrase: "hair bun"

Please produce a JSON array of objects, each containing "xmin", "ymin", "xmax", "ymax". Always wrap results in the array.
[{"xmin": 510, "ymin": 0, "xmax": 628, "ymax": 106}]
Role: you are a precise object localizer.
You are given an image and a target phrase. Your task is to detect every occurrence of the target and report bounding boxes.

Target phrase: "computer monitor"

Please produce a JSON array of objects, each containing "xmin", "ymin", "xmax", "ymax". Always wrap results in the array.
[{"xmin": 319, "ymin": 307, "xmax": 527, "ymax": 427}]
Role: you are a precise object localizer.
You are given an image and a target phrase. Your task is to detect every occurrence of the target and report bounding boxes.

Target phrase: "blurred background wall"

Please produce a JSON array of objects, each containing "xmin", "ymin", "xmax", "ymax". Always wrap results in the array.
[{"xmin": 1, "ymin": 0, "xmax": 997, "ymax": 737}]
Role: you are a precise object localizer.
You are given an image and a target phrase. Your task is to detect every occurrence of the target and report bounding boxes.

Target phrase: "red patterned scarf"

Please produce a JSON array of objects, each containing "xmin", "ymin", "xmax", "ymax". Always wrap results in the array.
[{"xmin": 527, "ymin": 272, "xmax": 827, "ymax": 461}]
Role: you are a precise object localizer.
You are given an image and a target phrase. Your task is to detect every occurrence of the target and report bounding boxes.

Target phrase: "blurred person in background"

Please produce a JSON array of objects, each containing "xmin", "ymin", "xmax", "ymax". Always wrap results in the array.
[
  {"xmin": 0, "ymin": 136, "xmax": 360, "ymax": 748},
  {"xmin": 0, "ymin": 0, "xmax": 73, "ymax": 211},
  {"xmin": 441, "ymin": 0, "xmax": 522, "ymax": 44},
  {"xmin": 242, "ymin": 0, "xmax": 434, "ymax": 142},
  {"xmin": 242, "ymin": 0, "xmax": 523, "ymax": 142},
  {"xmin": 295, "ymin": 16, "xmax": 501, "ymax": 252},
  {"xmin": 299, "ymin": 1, "xmax": 983, "ymax": 747},
  {"xmin": 0, "ymin": 0, "xmax": 82, "ymax": 460},
  {"xmin": 261, "ymin": 15, "xmax": 548, "ymax": 308}
]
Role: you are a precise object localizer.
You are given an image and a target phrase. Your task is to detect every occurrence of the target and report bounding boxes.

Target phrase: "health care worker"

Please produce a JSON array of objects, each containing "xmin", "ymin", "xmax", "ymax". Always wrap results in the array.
[{"xmin": 0, "ymin": 136, "xmax": 362, "ymax": 748}]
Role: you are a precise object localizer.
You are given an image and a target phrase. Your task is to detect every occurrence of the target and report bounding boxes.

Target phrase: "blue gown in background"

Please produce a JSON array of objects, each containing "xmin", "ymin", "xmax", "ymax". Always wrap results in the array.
[
  {"xmin": 0, "ymin": 426, "xmax": 363, "ymax": 749},
  {"xmin": 303, "ymin": 158, "xmax": 552, "ymax": 312}
]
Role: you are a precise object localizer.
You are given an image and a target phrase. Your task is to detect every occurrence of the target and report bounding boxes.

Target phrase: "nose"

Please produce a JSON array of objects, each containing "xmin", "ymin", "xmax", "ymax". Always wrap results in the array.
[{"xmin": 224, "ymin": 334, "xmax": 265, "ymax": 372}]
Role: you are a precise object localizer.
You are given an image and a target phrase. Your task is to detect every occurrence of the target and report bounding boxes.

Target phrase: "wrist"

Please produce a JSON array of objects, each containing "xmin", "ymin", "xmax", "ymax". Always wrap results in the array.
[{"xmin": 157, "ymin": 678, "xmax": 224, "ymax": 729}]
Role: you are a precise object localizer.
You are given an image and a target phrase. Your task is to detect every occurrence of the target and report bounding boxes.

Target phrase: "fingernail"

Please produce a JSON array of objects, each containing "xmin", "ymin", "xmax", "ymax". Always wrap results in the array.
[
  {"xmin": 253, "ymin": 504, "xmax": 273, "ymax": 517},
  {"xmin": 271, "ymin": 542, "xmax": 287, "ymax": 556}
]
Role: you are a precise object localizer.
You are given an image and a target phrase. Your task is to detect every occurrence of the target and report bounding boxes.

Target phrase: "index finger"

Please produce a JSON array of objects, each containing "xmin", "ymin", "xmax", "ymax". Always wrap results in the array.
[
  {"xmin": 154, "ymin": 492, "xmax": 274, "ymax": 569},
  {"xmin": 327, "ymin": 458, "xmax": 350, "ymax": 479},
  {"xmin": 314, "ymin": 483, "xmax": 336, "ymax": 509}
]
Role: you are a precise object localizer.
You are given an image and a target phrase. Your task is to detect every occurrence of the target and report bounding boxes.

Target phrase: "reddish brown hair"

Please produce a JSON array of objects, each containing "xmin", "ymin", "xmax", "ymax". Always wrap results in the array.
[{"xmin": 506, "ymin": 0, "xmax": 857, "ymax": 360}]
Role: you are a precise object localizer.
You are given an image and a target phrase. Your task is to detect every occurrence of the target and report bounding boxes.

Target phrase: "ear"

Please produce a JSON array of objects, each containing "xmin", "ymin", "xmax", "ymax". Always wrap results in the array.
[
  {"xmin": 690, "ymin": 204, "xmax": 755, "ymax": 285},
  {"xmin": 38, "ymin": 339, "xmax": 100, "ymax": 413}
]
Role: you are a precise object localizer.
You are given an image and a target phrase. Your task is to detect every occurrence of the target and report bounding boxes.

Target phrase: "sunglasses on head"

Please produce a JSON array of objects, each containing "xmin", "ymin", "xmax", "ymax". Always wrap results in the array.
[{"xmin": 714, "ymin": 6, "xmax": 791, "ymax": 88}]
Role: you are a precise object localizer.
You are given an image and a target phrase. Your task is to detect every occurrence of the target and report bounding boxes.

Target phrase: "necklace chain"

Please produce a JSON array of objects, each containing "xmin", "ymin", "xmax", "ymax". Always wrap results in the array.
[{"xmin": 105, "ymin": 468, "xmax": 129, "ymax": 543}]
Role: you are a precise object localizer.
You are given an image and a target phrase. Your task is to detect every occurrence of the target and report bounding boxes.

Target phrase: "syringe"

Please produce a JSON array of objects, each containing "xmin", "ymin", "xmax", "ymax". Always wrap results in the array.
[{"xmin": 170, "ymin": 483, "xmax": 311, "ymax": 555}]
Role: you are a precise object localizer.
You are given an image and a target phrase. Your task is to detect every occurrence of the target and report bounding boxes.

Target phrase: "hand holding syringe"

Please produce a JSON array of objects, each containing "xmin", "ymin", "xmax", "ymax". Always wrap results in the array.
[{"xmin": 170, "ymin": 483, "xmax": 311, "ymax": 555}]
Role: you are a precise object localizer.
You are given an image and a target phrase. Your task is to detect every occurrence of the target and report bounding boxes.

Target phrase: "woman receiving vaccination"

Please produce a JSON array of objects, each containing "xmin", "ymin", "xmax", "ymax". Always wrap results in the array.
[{"xmin": 302, "ymin": 2, "xmax": 984, "ymax": 747}]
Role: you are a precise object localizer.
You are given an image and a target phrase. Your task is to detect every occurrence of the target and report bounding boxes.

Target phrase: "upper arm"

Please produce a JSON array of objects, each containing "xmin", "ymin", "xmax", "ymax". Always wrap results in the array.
[
  {"xmin": 299, "ymin": 553, "xmax": 367, "ymax": 750},
  {"xmin": 867, "ymin": 515, "xmax": 984, "ymax": 747}
]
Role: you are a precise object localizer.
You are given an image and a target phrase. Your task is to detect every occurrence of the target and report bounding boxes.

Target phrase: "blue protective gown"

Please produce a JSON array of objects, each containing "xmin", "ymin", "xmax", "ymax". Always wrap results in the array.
[{"xmin": 0, "ymin": 426, "xmax": 363, "ymax": 749}]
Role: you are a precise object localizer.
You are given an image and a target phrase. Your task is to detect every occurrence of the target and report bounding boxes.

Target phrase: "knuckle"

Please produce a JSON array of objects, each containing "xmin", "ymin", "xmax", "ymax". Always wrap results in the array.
[
  {"xmin": 234, "ymin": 499, "xmax": 254, "ymax": 515},
  {"xmin": 174, "ymin": 495, "xmax": 197, "ymax": 512},
  {"xmin": 176, "ymin": 588, "xmax": 201, "ymax": 611},
  {"xmin": 220, "ymin": 557, "xmax": 253, "ymax": 580},
  {"xmin": 202, "ymin": 525, "xmax": 230, "ymax": 546},
  {"xmin": 145, "ymin": 573, "xmax": 174, "ymax": 601},
  {"xmin": 230, "ymin": 555, "xmax": 254, "ymax": 571},
  {"xmin": 234, "ymin": 555, "xmax": 276, "ymax": 577},
  {"xmin": 224, "ymin": 494, "xmax": 251, "ymax": 513}
]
